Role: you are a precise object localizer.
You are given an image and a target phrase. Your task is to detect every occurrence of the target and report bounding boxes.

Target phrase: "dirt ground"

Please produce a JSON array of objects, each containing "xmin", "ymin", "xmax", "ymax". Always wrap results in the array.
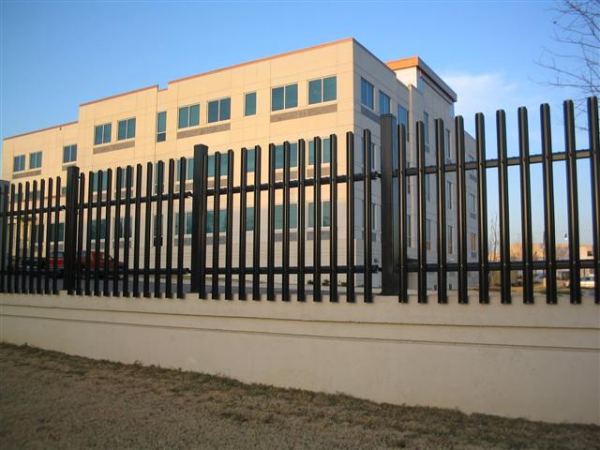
[{"xmin": 0, "ymin": 344, "xmax": 598, "ymax": 450}]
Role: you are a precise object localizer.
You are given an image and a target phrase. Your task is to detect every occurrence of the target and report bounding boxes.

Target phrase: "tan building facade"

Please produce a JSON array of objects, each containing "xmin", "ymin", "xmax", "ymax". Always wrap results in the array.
[{"xmin": 1, "ymin": 38, "xmax": 478, "ymax": 289}]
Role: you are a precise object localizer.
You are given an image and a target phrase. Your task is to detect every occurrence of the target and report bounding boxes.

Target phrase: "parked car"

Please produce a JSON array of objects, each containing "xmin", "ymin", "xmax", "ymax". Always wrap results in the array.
[
  {"xmin": 78, "ymin": 251, "xmax": 124, "ymax": 276},
  {"xmin": 47, "ymin": 251, "xmax": 65, "ymax": 275}
]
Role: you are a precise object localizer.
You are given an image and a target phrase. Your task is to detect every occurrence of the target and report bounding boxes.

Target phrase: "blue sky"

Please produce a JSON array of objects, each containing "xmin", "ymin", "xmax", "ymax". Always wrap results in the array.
[{"xmin": 0, "ymin": 0, "xmax": 595, "ymax": 243}]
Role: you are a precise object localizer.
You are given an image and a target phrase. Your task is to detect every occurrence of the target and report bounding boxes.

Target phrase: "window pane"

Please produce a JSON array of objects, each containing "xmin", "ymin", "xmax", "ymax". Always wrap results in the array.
[
  {"xmin": 246, "ymin": 148, "xmax": 255, "ymax": 172},
  {"xmin": 290, "ymin": 143, "xmax": 298, "ymax": 167},
  {"xmin": 128, "ymin": 118, "xmax": 136, "ymax": 138},
  {"xmin": 189, "ymin": 105, "xmax": 200, "ymax": 126},
  {"xmin": 379, "ymin": 92, "xmax": 390, "ymax": 114},
  {"xmin": 71, "ymin": 145, "xmax": 77, "ymax": 162},
  {"xmin": 322, "ymin": 201, "xmax": 331, "ymax": 227},
  {"xmin": 207, "ymin": 155, "xmax": 215, "ymax": 177},
  {"xmin": 220, "ymin": 153, "xmax": 229, "ymax": 176},
  {"xmin": 186, "ymin": 212, "xmax": 193, "ymax": 235},
  {"xmin": 275, "ymin": 205, "xmax": 283, "ymax": 230},
  {"xmin": 245, "ymin": 92, "xmax": 256, "ymax": 116},
  {"xmin": 272, "ymin": 87, "xmax": 284, "ymax": 111},
  {"xmin": 63, "ymin": 147, "xmax": 69, "ymax": 163},
  {"xmin": 187, "ymin": 157, "xmax": 194, "ymax": 180},
  {"xmin": 220, "ymin": 98, "xmax": 231, "ymax": 121},
  {"xmin": 118, "ymin": 120, "xmax": 127, "ymax": 140},
  {"xmin": 308, "ymin": 202, "xmax": 314, "ymax": 227},
  {"xmin": 246, "ymin": 207, "xmax": 254, "ymax": 231},
  {"xmin": 275, "ymin": 145, "xmax": 284, "ymax": 169},
  {"xmin": 206, "ymin": 211, "xmax": 214, "ymax": 233},
  {"xmin": 361, "ymin": 78, "xmax": 374, "ymax": 109},
  {"xmin": 157, "ymin": 111, "xmax": 167, "ymax": 133},
  {"xmin": 178, "ymin": 107, "xmax": 189, "ymax": 129},
  {"xmin": 94, "ymin": 126, "xmax": 103, "ymax": 145},
  {"xmin": 104, "ymin": 124, "xmax": 112, "ymax": 143},
  {"xmin": 208, "ymin": 100, "xmax": 219, "ymax": 123},
  {"xmin": 219, "ymin": 210, "xmax": 227, "ymax": 232},
  {"xmin": 308, "ymin": 79, "xmax": 322, "ymax": 105},
  {"xmin": 323, "ymin": 76, "xmax": 337, "ymax": 102},
  {"xmin": 323, "ymin": 138, "xmax": 330, "ymax": 164},
  {"xmin": 290, "ymin": 204, "xmax": 298, "ymax": 228},
  {"xmin": 285, "ymin": 84, "xmax": 298, "ymax": 109}
]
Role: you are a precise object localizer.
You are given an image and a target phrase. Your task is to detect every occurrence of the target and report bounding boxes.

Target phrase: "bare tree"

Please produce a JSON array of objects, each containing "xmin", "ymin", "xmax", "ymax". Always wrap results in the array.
[
  {"xmin": 489, "ymin": 213, "xmax": 500, "ymax": 262},
  {"xmin": 537, "ymin": 0, "xmax": 599, "ymax": 112}
]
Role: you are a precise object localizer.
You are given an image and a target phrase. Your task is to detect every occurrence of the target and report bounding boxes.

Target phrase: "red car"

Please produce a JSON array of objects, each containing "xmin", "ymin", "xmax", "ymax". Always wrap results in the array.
[{"xmin": 48, "ymin": 251, "xmax": 123, "ymax": 276}]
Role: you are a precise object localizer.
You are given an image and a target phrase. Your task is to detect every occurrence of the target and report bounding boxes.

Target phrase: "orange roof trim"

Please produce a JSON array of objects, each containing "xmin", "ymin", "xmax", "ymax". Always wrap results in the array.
[
  {"xmin": 80, "ymin": 84, "xmax": 159, "ymax": 107},
  {"xmin": 386, "ymin": 56, "xmax": 457, "ymax": 103},
  {"xmin": 4, "ymin": 121, "xmax": 78, "ymax": 141},
  {"xmin": 169, "ymin": 37, "xmax": 354, "ymax": 85},
  {"xmin": 385, "ymin": 56, "xmax": 421, "ymax": 71}
]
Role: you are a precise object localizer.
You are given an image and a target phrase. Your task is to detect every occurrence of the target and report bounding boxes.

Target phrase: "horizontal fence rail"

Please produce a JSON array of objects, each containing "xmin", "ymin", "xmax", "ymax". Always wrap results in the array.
[{"xmin": 0, "ymin": 97, "xmax": 598, "ymax": 305}]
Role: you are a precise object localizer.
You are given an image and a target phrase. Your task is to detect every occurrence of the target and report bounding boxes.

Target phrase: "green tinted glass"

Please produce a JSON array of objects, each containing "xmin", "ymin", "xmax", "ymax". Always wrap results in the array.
[
  {"xmin": 285, "ymin": 84, "xmax": 298, "ymax": 109},
  {"xmin": 308, "ymin": 79, "xmax": 321, "ymax": 104},
  {"xmin": 272, "ymin": 87, "xmax": 284, "ymax": 111},
  {"xmin": 323, "ymin": 76, "xmax": 336, "ymax": 102},
  {"xmin": 245, "ymin": 92, "xmax": 256, "ymax": 116}
]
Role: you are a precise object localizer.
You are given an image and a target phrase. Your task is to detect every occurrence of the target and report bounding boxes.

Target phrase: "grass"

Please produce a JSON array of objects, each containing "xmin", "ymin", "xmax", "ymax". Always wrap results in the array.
[{"xmin": 1, "ymin": 343, "xmax": 598, "ymax": 450}]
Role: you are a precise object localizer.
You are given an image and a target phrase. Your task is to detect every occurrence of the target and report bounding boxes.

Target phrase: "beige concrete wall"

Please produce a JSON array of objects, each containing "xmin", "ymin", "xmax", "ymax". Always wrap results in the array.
[{"xmin": 1, "ymin": 292, "xmax": 598, "ymax": 425}]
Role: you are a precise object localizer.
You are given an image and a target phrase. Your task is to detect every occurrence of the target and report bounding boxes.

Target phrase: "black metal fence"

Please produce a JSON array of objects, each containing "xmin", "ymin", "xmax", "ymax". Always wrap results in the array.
[{"xmin": 0, "ymin": 97, "xmax": 598, "ymax": 305}]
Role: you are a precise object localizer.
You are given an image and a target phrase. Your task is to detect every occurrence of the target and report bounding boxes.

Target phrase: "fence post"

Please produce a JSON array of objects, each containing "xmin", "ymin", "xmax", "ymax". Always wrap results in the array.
[
  {"xmin": 380, "ymin": 114, "xmax": 398, "ymax": 295},
  {"xmin": 190, "ymin": 144, "xmax": 208, "ymax": 294},
  {"xmin": 64, "ymin": 165, "xmax": 80, "ymax": 294},
  {"xmin": 0, "ymin": 180, "xmax": 9, "ymax": 293}
]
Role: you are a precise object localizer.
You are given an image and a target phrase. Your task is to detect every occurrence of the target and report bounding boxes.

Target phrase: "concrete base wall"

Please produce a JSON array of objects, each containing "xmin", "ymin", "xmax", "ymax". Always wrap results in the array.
[{"xmin": 1, "ymin": 293, "xmax": 598, "ymax": 425}]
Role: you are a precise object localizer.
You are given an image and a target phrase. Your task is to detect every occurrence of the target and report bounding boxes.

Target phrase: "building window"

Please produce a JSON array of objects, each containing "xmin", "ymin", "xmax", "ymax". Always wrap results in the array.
[
  {"xmin": 308, "ymin": 138, "xmax": 331, "ymax": 165},
  {"xmin": 176, "ymin": 157, "xmax": 194, "ymax": 182},
  {"xmin": 275, "ymin": 143, "xmax": 298, "ymax": 169},
  {"xmin": 468, "ymin": 193, "xmax": 477, "ymax": 214},
  {"xmin": 445, "ymin": 128, "xmax": 451, "ymax": 160},
  {"xmin": 425, "ymin": 175, "xmax": 431, "ymax": 201},
  {"xmin": 13, "ymin": 155, "xmax": 25, "ymax": 172},
  {"xmin": 308, "ymin": 201, "xmax": 330, "ymax": 228},
  {"xmin": 207, "ymin": 153, "xmax": 229, "ymax": 177},
  {"xmin": 245, "ymin": 207, "xmax": 255, "ymax": 231},
  {"xmin": 208, "ymin": 98, "xmax": 231, "ymax": 123},
  {"xmin": 448, "ymin": 225, "xmax": 453, "ymax": 254},
  {"xmin": 94, "ymin": 123, "xmax": 111, "ymax": 145},
  {"xmin": 271, "ymin": 84, "xmax": 298, "ymax": 111},
  {"xmin": 308, "ymin": 76, "xmax": 337, "ymax": 105},
  {"xmin": 49, "ymin": 222, "xmax": 66, "ymax": 242},
  {"xmin": 90, "ymin": 219, "xmax": 106, "ymax": 240},
  {"xmin": 178, "ymin": 104, "xmax": 200, "ymax": 129},
  {"xmin": 156, "ymin": 112, "xmax": 167, "ymax": 142},
  {"xmin": 245, "ymin": 92, "xmax": 257, "ymax": 116},
  {"xmin": 360, "ymin": 78, "xmax": 374, "ymax": 109},
  {"xmin": 425, "ymin": 219, "xmax": 431, "ymax": 251},
  {"xmin": 360, "ymin": 136, "xmax": 376, "ymax": 168},
  {"xmin": 246, "ymin": 148, "xmax": 256, "ymax": 173},
  {"xmin": 174, "ymin": 212, "xmax": 193, "ymax": 236},
  {"xmin": 379, "ymin": 91, "xmax": 391, "ymax": 114},
  {"xmin": 63, "ymin": 144, "xmax": 77, "ymax": 164},
  {"xmin": 423, "ymin": 112, "xmax": 430, "ymax": 149},
  {"xmin": 117, "ymin": 118, "xmax": 136, "ymax": 140},
  {"xmin": 29, "ymin": 152, "xmax": 42, "ymax": 169},
  {"xmin": 470, "ymin": 232, "xmax": 477, "ymax": 251},
  {"xmin": 398, "ymin": 105, "xmax": 409, "ymax": 141},
  {"xmin": 206, "ymin": 210, "xmax": 227, "ymax": 233},
  {"xmin": 91, "ymin": 172, "xmax": 108, "ymax": 192},
  {"xmin": 446, "ymin": 181, "xmax": 453, "ymax": 209},
  {"xmin": 275, "ymin": 204, "xmax": 298, "ymax": 230},
  {"xmin": 407, "ymin": 214, "xmax": 412, "ymax": 247},
  {"xmin": 118, "ymin": 218, "xmax": 132, "ymax": 239}
]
